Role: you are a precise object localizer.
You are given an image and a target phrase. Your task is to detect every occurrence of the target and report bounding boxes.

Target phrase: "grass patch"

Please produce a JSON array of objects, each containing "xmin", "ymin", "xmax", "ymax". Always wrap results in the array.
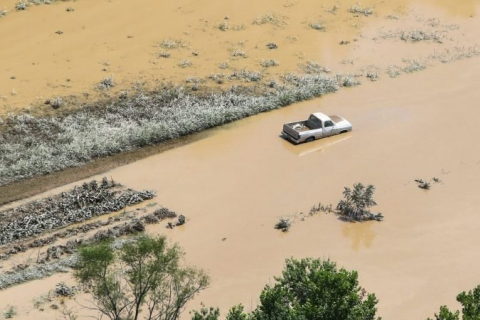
[
  {"xmin": 253, "ymin": 12, "xmax": 287, "ymax": 26},
  {"xmin": 309, "ymin": 22, "xmax": 326, "ymax": 31},
  {"xmin": 260, "ymin": 59, "xmax": 279, "ymax": 68},
  {"xmin": 300, "ymin": 60, "xmax": 331, "ymax": 74},
  {"xmin": 177, "ymin": 59, "xmax": 193, "ymax": 68},
  {"xmin": 218, "ymin": 62, "xmax": 229, "ymax": 69},
  {"xmin": 231, "ymin": 50, "xmax": 248, "ymax": 58},
  {"xmin": 229, "ymin": 69, "xmax": 262, "ymax": 82},
  {"xmin": 159, "ymin": 38, "xmax": 189, "ymax": 50},
  {"xmin": 2, "ymin": 306, "xmax": 17, "ymax": 319},
  {"xmin": 402, "ymin": 59, "xmax": 426, "ymax": 73},
  {"xmin": 400, "ymin": 29, "xmax": 443, "ymax": 43},
  {"xmin": 348, "ymin": 4, "xmax": 374, "ymax": 16}
]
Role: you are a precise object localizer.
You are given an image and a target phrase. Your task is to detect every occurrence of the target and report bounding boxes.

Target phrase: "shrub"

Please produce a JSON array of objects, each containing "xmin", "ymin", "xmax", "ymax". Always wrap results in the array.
[
  {"xmin": 96, "ymin": 76, "xmax": 115, "ymax": 90},
  {"xmin": 50, "ymin": 97, "xmax": 63, "ymax": 109},
  {"xmin": 300, "ymin": 60, "xmax": 330, "ymax": 74},
  {"xmin": 218, "ymin": 62, "xmax": 229, "ymax": 69},
  {"xmin": 160, "ymin": 38, "xmax": 188, "ymax": 50},
  {"xmin": 337, "ymin": 183, "xmax": 383, "ymax": 221},
  {"xmin": 338, "ymin": 74, "xmax": 361, "ymax": 87},
  {"xmin": 403, "ymin": 59, "xmax": 426, "ymax": 73},
  {"xmin": 231, "ymin": 50, "xmax": 248, "ymax": 58},
  {"xmin": 274, "ymin": 218, "xmax": 291, "ymax": 232},
  {"xmin": 260, "ymin": 59, "xmax": 279, "ymax": 68},
  {"xmin": 252, "ymin": 12, "xmax": 287, "ymax": 26},
  {"xmin": 229, "ymin": 69, "xmax": 262, "ymax": 82},
  {"xmin": 266, "ymin": 42, "xmax": 278, "ymax": 49},
  {"xmin": 216, "ymin": 21, "xmax": 229, "ymax": 31},
  {"xmin": 348, "ymin": 4, "xmax": 374, "ymax": 16},
  {"xmin": 309, "ymin": 22, "xmax": 325, "ymax": 31},
  {"xmin": 3, "ymin": 306, "xmax": 17, "ymax": 319},
  {"xmin": 400, "ymin": 30, "xmax": 442, "ymax": 43},
  {"xmin": 15, "ymin": 2, "xmax": 28, "ymax": 10},
  {"xmin": 178, "ymin": 59, "xmax": 193, "ymax": 68}
]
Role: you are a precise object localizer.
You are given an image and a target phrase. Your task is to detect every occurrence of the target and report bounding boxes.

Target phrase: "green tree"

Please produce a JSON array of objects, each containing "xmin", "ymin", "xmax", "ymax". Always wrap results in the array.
[
  {"xmin": 190, "ymin": 304, "xmax": 220, "ymax": 320},
  {"xmin": 428, "ymin": 285, "xmax": 480, "ymax": 320},
  {"xmin": 75, "ymin": 236, "xmax": 209, "ymax": 320},
  {"xmin": 191, "ymin": 258, "xmax": 380, "ymax": 320},
  {"xmin": 251, "ymin": 258, "xmax": 380, "ymax": 320},
  {"xmin": 226, "ymin": 305, "xmax": 249, "ymax": 320}
]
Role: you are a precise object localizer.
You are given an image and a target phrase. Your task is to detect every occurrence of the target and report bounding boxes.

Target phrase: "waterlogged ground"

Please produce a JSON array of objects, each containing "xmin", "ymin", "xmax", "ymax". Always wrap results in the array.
[
  {"xmin": 1, "ymin": 0, "xmax": 480, "ymax": 320},
  {"xmin": 0, "ymin": 0, "xmax": 479, "ymax": 116}
]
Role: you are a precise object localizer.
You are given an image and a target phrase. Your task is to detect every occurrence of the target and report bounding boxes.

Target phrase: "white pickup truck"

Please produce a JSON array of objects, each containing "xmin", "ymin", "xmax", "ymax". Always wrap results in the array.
[{"xmin": 282, "ymin": 112, "xmax": 352, "ymax": 144}]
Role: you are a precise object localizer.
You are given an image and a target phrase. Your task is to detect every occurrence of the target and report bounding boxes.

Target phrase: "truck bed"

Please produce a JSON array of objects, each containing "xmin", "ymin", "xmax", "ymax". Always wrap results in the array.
[{"xmin": 285, "ymin": 121, "xmax": 315, "ymax": 133}]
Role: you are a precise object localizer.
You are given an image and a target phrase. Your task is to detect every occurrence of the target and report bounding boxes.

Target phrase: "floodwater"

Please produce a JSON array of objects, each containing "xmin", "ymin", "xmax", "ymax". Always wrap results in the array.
[
  {"xmin": 3, "ymin": 55, "xmax": 480, "ymax": 320},
  {"xmin": 0, "ymin": 0, "xmax": 478, "ymax": 116},
  {"xmin": 2, "ymin": 1, "xmax": 480, "ymax": 320}
]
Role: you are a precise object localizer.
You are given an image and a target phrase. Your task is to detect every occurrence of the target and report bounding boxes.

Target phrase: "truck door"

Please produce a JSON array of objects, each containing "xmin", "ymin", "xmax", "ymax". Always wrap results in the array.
[{"xmin": 323, "ymin": 120, "xmax": 335, "ymax": 137}]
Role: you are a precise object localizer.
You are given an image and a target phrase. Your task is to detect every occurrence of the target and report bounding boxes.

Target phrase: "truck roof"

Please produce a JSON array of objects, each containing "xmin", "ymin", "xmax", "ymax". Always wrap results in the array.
[{"xmin": 312, "ymin": 112, "xmax": 331, "ymax": 122}]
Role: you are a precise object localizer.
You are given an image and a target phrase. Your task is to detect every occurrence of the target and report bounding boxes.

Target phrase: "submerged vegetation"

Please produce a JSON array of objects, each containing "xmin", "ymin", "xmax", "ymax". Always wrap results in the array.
[
  {"xmin": 0, "ymin": 74, "xmax": 338, "ymax": 187},
  {"xmin": 337, "ymin": 183, "xmax": 383, "ymax": 221},
  {"xmin": 0, "ymin": 178, "xmax": 155, "ymax": 245}
]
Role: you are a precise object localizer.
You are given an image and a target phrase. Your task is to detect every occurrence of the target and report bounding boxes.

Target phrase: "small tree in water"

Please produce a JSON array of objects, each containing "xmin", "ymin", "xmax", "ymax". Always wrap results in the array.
[
  {"xmin": 337, "ymin": 183, "xmax": 383, "ymax": 221},
  {"xmin": 75, "ymin": 235, "xmax": 209, "ymax": 320}
]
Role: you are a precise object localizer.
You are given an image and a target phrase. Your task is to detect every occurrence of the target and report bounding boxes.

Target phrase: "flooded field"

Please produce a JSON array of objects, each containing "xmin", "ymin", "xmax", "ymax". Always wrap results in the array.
[
  {"xmin": 1, "ymin": 0, "xmax": 480, "ymax": 319},
  {"xmin": 2, "ymin": 57, "xmax": 480, "ymax": 319}
]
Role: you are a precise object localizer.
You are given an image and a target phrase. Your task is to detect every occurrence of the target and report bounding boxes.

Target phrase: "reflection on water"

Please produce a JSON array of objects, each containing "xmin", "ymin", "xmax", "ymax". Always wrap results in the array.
[
  {"xmin": 341, "ymin": 221, "xmax": 377, "ymax": 252},
  {"xmin": 281, "ymin": 133, "xmax": 352, "ymax": 157}
]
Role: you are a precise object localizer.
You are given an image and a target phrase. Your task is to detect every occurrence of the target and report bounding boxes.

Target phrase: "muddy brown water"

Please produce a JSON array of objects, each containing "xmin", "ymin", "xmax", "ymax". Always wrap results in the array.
[
  {"xmin": 2, "ymin": 0, "xmax": 480, "ymax": 319},
  {"xmin": 0, "ymin": 0, "xmax": 478, "ymax": 116},
  {"xmin": 2, "ymin": 56, "xmax": 480, "ymax": 320}
]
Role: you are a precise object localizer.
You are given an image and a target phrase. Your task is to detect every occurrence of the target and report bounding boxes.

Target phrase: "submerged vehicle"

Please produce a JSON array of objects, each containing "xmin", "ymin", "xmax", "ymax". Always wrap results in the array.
[{"xmin": 282, "ymin": 112, "xmax": 352, "ymax": 144}]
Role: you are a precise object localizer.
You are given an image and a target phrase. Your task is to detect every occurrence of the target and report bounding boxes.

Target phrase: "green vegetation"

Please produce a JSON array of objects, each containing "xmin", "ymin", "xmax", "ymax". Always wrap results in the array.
[
  {"xmin": 192, "ymin": 258, "xmax": 380, "ymax": 320},
  {"xmin": 75, "ymin": 235, "xmax": 209, "ymax": 320},
  {"xmin": 427, "ymin": 285, "xmax": 480, "ymax": 320}
]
